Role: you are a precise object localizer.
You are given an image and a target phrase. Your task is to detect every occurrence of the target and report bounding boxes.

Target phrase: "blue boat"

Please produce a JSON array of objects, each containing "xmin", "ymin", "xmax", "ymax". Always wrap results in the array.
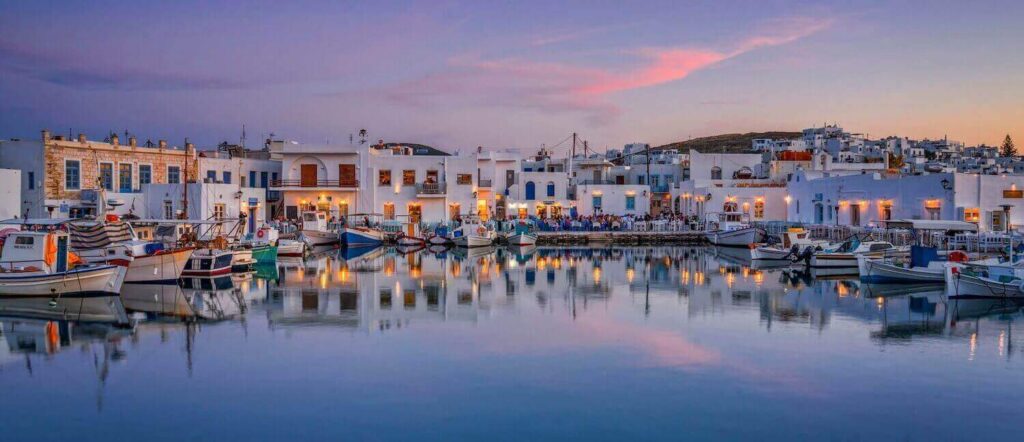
[{"xmin": 340, "ymin": 213, "xmax": 385, "ymax": 246}]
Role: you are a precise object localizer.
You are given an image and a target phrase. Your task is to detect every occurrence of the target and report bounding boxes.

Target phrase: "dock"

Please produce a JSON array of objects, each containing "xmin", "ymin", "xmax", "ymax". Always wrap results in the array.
[{"xmin": 536, "ymin": 231, "xmax": 707, "ymax": 246}]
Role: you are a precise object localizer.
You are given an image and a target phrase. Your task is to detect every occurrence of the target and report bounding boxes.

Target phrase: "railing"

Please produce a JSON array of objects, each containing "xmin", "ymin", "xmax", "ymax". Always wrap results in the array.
[
  {"xmin": 478, "ymin": 179, "xmax": 493, "ymax": 188},
  {"xmin": 650, "ymin": 183, "xmax": 670, "ymax": 193},
  {"xmin": 267, "ymin": 190, "xmax": 281, "ymax": 201},
  {"xmin": 271, "ymin": 179, "xmax": 359, "ymax": 188},
  {"xmin": 416, "ymin": 182, "xmax": 447, "ymax": 195},
  {"xmin": 577, "ymin": 179, "xmax": 617, "ymax": 185}
]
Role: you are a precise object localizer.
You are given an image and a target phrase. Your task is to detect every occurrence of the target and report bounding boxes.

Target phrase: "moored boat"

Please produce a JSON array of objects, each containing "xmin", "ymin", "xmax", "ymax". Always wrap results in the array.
[
  {"xmin": 451, "ymin": 218, "xmax": 495, "ymax": 248},
  {"xmin": 703, "ymin": 210, "xmax": 759, "ymax": 248},
  {"xmin": 299, "ymin": 211, "xmax": 339, "ymax": 246},
  {"xmin": 506, "ymin": 221, "xmax": 537, "ymax": 246},
  {"xmin": 805, "ymin": 238, "xmax": 907, "ymax": 268},
  {"xmin": 751, "ymin": 228, "xmax": 830, "ymax": 261},
  {"xmin": 0, "ymin": 231, "xmax": 127, "ymax": 298},
  {"xmin": 277, "ymin": 239, "xmax": 306, "ymax": 257},
  {"xmin": 183, "ymin": 248, "xmax": 234, "ymax": 277},
  {"xmin": 341, "ymin": 213, "xmax": 385, "ymax": 247}
]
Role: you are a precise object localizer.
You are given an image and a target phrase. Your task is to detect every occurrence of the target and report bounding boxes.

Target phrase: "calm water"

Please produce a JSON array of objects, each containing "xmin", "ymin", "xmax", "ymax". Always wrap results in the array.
[{"xmin": 2, "ymin": 246, "xmax": 1023, "ymax": 441}]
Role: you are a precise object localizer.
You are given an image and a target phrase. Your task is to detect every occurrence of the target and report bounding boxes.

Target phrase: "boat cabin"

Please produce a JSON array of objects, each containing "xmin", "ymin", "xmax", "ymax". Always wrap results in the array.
[
  {"xmin": 0, "ymin": 231, "xmax": 72, "ymax": 273},
  {"xmin": 301, "ymin": 211, "xmax": 328, "ymax": 232}
]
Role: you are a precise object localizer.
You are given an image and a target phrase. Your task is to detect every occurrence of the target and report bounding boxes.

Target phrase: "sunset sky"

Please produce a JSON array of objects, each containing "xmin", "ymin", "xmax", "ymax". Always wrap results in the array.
[{"xmin": 1, "ymin": 0, "xmax": 1022, "ymax": 152}]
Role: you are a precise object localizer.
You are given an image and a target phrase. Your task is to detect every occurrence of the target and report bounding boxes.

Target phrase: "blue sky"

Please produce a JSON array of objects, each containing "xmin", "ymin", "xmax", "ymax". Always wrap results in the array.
[{"xmin": 1, "ymin": 0, "xmax": 1022, "ymax": 152}]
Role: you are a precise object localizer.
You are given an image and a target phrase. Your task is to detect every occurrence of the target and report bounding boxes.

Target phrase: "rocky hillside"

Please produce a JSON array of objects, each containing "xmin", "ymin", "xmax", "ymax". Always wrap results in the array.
[{"xmin": 654, "ymin": 132, "xmax": 801, "ymax": 153}]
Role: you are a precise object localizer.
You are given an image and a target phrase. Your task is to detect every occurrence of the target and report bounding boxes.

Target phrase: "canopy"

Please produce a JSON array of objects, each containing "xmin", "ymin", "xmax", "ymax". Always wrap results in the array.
[
  {"xmin": 68, "ymin": 221, "xmax": 133, "ymax": 249},
  {"xmin": 883, "ymin": 219, "xmax": 978, "ymax": 232}
]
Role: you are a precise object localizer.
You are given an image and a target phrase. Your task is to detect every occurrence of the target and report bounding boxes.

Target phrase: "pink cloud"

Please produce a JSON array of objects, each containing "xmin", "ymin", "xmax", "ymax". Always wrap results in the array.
[{"xmin": 382, "ymin": 17, "xmax": 833, "ymax": 125}]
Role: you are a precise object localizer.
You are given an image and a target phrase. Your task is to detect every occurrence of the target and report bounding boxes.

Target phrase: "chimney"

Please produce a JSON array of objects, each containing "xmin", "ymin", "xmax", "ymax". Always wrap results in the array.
[
  {"xmin": 128, "ymin": 136, "xmax": 137, "ymax": 147},
  {"xmin": 77, "ymin": 133, "xmax": 87, "ymax": 143},
  {"xmin": 158, "ymin": 140, "xmax": 167, "ymax": 149},
  {"xmin": 41, "ymin": 129, "xmax": 51, "ymax": 143},
  {"xmin": 110, "ymin": 134, "xmax": 119, "ymax": 146}
]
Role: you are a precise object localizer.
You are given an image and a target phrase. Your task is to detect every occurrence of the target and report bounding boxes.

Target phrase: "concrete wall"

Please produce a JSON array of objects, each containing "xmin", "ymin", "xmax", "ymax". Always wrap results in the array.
[{"xmin": 575, "ymin": 185, "xmax": 650, "ymax": 216}]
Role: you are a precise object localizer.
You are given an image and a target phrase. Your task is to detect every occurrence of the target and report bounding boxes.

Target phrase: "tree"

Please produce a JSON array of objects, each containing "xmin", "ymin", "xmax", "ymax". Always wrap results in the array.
[{"xmin": 1001, "ymin": 134, "xmax": 1016, "ymax": 158}]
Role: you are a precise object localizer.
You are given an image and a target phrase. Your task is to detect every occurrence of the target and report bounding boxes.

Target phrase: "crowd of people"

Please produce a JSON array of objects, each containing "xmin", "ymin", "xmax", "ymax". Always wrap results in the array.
[{"xmin": 506, "ymin": 213, "xmax": 701, "ymax": 232}]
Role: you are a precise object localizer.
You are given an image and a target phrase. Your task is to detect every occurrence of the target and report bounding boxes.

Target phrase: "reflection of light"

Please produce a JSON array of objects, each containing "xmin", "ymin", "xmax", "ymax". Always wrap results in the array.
[
  {"xmin": 837, "ymin": 284, "xmax": 848, "ymax": 297},
  {"xmin": 552, "ymin": 258, "xmax": 561, "ymax": 269},
  {"xmin": 410, "ymin": 267, "xmax": 421, "ymax": 279},
  {"xmin": 999, "ymin": 330, "xmax": 1006, "ymax": 356},
  {"xmin": 695, "ymin": 271, "xmax": 705, "ymax": 285},
  {"xmin": 726, "ymin": 273, "xmax": 735, "ymax": 288},
  {"xmin": 319, "ymin": 273, "xmax": 327, "ymax": 289},
  {"xmin": 507, "ymin": 259, "xmax": 518, "ymax": 269},
  {"xmin": 626, "ymin": 268, "xmax": 635, "ymax": 283},
  {"xmin": 969, "ymin": 333, "xmax": 978, "ymax": 361},
  {"xmin": 753, "ymin": 272, "xmax": 763, "ymax": 285},
  {"xmin": 680, "ymin": 269, "xmax": 690, "ymax": 284},
  {"xmin": 383, "ymin": 258, "xmax": 395, "ymax": 276},
  {"xmin": 742, "ymin": 267, "xmax": 750, "ymax": 278},
  {"xmin": 592, "ymin": 267, "xmax": 601, "ymax": 283}
]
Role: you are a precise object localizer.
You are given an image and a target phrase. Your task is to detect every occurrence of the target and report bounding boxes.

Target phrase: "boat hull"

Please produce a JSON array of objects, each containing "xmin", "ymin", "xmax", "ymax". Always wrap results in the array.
[
  {"xmin": 0, "ymin": 265, "xmax": 127, "ymax": 298},
  {"xmin": 427, "ymin": 235, "xmax": 451, "ymax": 246},
  {"xmin": 751, "ymin": 246, "xmax": 793, "ymax": 261},
  {"xmin": 396, "ymin": 236, "xmax": 426, "ymax": 247},
  {"xmin": 453, "ymin": 235, "xmax": 492, "ymax": 248},
  {"xmin": 507, "ymin": 233, "xmax": 537, "ymax": 247},
  {"xmin": 124, "ymin": 248, "xmax": 194, "ymax": 283},
  {"xmin": 277, "ymin": 240, "xmax": 306, "ymax": 257},
  {"xmin": 859, "ymin": 258, "xmax": 944, "ymax": 284},
  {"xmin": 705, "ymin": 227, "xmax": 758, "ymax": 248},
  {"xmin": 182, "ymin": 250, "xmax": 234, "ymax": 277},
  {"xmin": 252, "ymin": 245, "xmax": 278, "ymax": 263},
  {"xmin": 301, "ymin": 230, "xmax": 339, "ymax": 246},
  {"xmin": 342, "ymin": 228, "xmax": 383, "ymax": 246},
  {"xmin": 947, "ymin": 272, "xmax": 1024, "ymax": 299}
]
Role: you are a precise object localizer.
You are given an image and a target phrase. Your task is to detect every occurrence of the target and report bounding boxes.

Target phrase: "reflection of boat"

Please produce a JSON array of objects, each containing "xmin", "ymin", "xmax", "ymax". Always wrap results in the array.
[
  {"xmin": 253, "ymin": 263, "xmax": 279, "ymax": 280},
  {"xmin": 395, "ymin": 244, "xmax": 424, "ymax": 255},
  {"xmin": 712, "ymin": 246, "xmax": 753, "ymax": 266},
  {"xmin": 946, "ymin": 298, "xmax": 1024, "ymax": 320},
  {"xmin": 340, "ymin": 246, "xmax": 381, "ymax": 261},
  {"xmin": 859, "ymin": 281, "xmax": 945, "ymax": 298},
  {"xmin": 0, "ymin": 295, "xmax": 130, "ymax": 324},
  {"xmin": 0, "ymin": 231, "xmax": 128, "ymax": 298},
  {"xmin": 122, "ymin": 277, "xmax": 243, "ymax": 320}
]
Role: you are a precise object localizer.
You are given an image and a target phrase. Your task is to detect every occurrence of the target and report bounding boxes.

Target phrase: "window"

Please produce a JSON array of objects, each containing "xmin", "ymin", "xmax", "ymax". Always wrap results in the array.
[
  {"xmin": 964, "ymin": 207, "xmax": 981, "ymax": 223},
  {"xmin": 260, "ymin": 171, "xmax": 268, "ymax": 188},
  {"xmin": 163, "ymin": 200, "xmax": 174, "ymax": 219},
  {"xmin": 383, "ymin": 202, "xmax": 395, "ymax": 220},
  {"xmin": 402, "ymin": 170, "xmax": 415, "ymax": 185},
  {"xmin": 850, "ymin": 204, "xmax": 861, "ymax": 226},
  {"xmin": 546, "ymin": 181, "xmax": 555, "ymax": 197},
  {"xmin": 27, "ymin": 172, "xmax": 34, "ymax": 190},
  {"xmin": 626, "ymin": 195, "xmax": 635, "ymax": 210},
  {"xmin": 139, "ymin": 165, "xmax": 152, "ymax": 186},
  {"xmin": 881, "ymin": 203, "xmax": 892, "ymax": 221},
  {"xmin": 168, "ymin": 166, "xmax": 181, "ymax": 184},
  {"xmin": 457, "ymin": 174, "xmax": 472, "ymax": 185},
  {"xmin": 379, "ymin": 170, "xmax": 392, "ymax": 186},
  {"xmin": 207, "ymin": 170, "xmax": 217, "ymax": 182},
  {"xmin": 249, "ymin": 171, "xmax": 257, "ymax": 188},
  {"xmin": 711, "ymin": 166, "xmax": 722, "ymax": 180},
  {"xmin": 100, "ymin": 163, "xmax": 114, "ymax": 190},
  {"xmin": 754, "ymin": 200, "xmax": 765, "ymax": 219},
  {"xmin": 213, "ymin": 203, "xmax": 226, "ymax": 220},
  {"xmin": 119, "ymin": 164, "xmax": 132, "ymax": 192},
  {"xmin": 65, "ymin": 160, "xmax": 81, "ymax": 190},
  {"xmin": 593, "ymin": 195, "xmax": 602, "ymax": 211},
  {"xmin": 1004, "ymin": 190, "xmax": 1024, "ymax": 198},
  {"xmin": 271, "ymin": 172, "xmax": 278, "ymax": 186},
  {"xmin": 14, "ymin": 236, "xmax": 34, "ymax": 245},
  {"xmin": 223, "ymin": 171, "xmax": 232, "ymax": 184},
  {"xmin": 525, "ymin": 181, "xmax": 536, "ymax": 200}
]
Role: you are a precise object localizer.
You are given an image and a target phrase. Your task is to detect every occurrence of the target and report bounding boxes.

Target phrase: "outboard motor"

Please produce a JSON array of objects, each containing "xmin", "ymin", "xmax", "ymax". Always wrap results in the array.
[{"xmin": 796, "ymin": 246, "xmax": 815, "ymax": 266}]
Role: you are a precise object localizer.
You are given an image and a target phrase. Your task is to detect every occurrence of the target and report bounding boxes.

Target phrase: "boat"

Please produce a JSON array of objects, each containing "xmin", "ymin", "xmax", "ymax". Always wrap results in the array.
[
  {"xmin": 804, "ymin": 238, "xmax": 907, "ymax": 268},
  {"xmin": 251, "ymin": 243, "xmax": 278, "ymax": 263},
  {"xmin": 426, "ymin": 224, "xmax": 452, "ymax": 246},
  {"xmin": 277, "ymin": 239, "xmax": 306, "ymax": 257},
  {"xmin": 243, "ymin": 226, "xmax": 279, "ymax": 264},
  {"xmin": 0, "ymin": 231, "xmax": 127, "ymax": 298},
  {"xmin": 65, "ymin": 219, "xmax": 194, "ymax": 283},
  {"xmin": 341, "ymin": 213, "xmax": 385, "ymax": 247},
  {"xmin": 857, "ymin": 246, "xmax": 964, "ymax": 284},
  {"xmin": 299, "ymin": 211, "xmax": 339, "ymax": 246},
  {"xmin": 703, "ymin": 211, "xmax": 759, "ymax": 248},
  {"xmin": 451, "ymin": 217, "xmax": 496, "ymax": 248},
  {"xmin": 946, "ymin": 264, "xmax": 1024, "ymax": 299},
  {"xmin": 183, "ymin": 248, "xmax": 234, "ymax": 277},
  {"xmin": 230, "ymin": 246, "xmax": 256, "ymax": 271},
  {"xmin": 751, "ymin": 228, "xmax": 830, "ymax": 261},
  {"xmin": 395, "ymin": 220, "xmax": 426, "ymax": 247},
  {"xmin": 505, "ymin": 221, "xmax": 538, "ymax": 246}
]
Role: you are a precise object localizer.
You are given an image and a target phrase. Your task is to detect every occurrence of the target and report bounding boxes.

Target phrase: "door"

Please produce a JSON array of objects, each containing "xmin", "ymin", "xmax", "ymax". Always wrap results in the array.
[
  {"xmin": 814, "ymin": 204, "xmax": 823, "ymax": 224},
  {"xmin": 850, "ymin": 204, "xmax": 861, "ymax": 226},
  {"xmin": 426, "ymin": 170, "xmax": 439, "ymax": 183},
  {"xmin": 56, "ymin": 236, "xmax": 68, "ymax": 273},
  {"xmin": 505, "ymin": 170, "xmax": 515, "ymax": 189},
  {"xmin": 248, "ymin": 207, "xmax": 257, "ymax": 234},
  {"xmin": 615, "ymin": 175, "xmax": 625, "ymax": 185},
  {"xmin": 339, "ymin": 164, "xmax": 356, "ymax": 186},
  {"xmin": 449, "ymin": 203, "xmax": 460, "ymax": 220},
  {"xmin": 408, "ymin": 204, "xmax": 422, "ymax": 223},
  {"xmin": 593, "ymin": 170, "xmax": 601, "ymax": 183},
  {"xmin": 300, "ymin": 164, "xmax": 317, "ymax": 187}
]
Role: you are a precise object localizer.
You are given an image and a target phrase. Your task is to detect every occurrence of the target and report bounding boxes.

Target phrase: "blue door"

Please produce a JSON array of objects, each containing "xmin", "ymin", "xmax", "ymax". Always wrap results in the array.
[{"xmin": 525, "ymin": 181, "xmax": 535, "ymax": 200}]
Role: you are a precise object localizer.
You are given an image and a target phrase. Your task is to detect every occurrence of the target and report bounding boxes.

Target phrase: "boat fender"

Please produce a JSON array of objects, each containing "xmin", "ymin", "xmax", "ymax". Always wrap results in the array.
[{"xmin": 257, "ymin": 229, "xmax": 265, "ymax": 239}]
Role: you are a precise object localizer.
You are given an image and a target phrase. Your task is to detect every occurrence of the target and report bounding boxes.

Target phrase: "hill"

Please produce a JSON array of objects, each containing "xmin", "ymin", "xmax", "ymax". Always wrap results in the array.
[{"xmin": 654, "ymin": 131, "xmax": 801, "ymax": 154}]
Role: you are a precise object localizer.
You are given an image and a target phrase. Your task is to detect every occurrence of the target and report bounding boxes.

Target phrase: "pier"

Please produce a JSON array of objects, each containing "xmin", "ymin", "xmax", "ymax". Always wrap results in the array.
[{"xmin": 536, "ymin": 231, "xmax": 707, "ymax": 245}]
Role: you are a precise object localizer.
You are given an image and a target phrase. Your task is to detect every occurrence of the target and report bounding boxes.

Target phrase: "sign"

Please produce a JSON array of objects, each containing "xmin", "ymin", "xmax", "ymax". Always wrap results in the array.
[
  {"xmin": 59, "ymin": 202, "xmax": 69, "ymax": 213},
  {"xmin": 248, "ymin": 198, "xmax": 259, "ymax": 205}
]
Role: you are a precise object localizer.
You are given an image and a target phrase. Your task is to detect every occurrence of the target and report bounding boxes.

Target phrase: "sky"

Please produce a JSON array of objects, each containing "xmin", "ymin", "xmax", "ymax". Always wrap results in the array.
[{"xmin": 1, "ymin": 0, "xmax": 1023, "ymax": 153}]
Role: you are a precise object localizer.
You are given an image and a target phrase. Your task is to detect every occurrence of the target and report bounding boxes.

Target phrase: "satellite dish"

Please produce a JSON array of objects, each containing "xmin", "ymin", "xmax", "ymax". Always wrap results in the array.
[{"xmin": 106, "ymin": 198, "xmax": 125, "ymax": 207}]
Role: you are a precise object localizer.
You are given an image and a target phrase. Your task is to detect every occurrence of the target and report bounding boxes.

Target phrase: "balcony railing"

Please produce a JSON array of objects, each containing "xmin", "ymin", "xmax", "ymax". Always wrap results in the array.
[
  {"xmin": 651, "ymin": 183, "xmax": 670, "ymax": 193},
  {"xmin": 271, "ymin": 179, "xmax": 359, "ymax": 188},
  {"xmin": 416, "ymin": 182, "xmax": 447, "ymax": 195},
  {"xmin": 478, "ymin": 179, "xmax": 493, "ymax": 188}
]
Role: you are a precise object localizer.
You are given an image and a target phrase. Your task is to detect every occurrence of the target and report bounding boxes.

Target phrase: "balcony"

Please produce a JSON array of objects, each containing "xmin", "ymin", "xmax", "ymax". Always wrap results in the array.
[
  {"xmin": 651, "ymin": 183, "xmax": 670, "ymax": 193},
  {"xmin": 271, "ymin": 179, "xmax": 360, "ymax": 189},
  {"xmin": 478, "ymin": 179, "xmax": 493, "ymax": 188},
  {"xmin": 416, "ymin": 182, "xmax": 447, "ymax": 197}
]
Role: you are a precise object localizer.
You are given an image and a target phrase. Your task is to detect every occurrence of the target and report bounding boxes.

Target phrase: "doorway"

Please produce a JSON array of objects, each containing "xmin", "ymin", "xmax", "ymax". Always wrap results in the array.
[
  {"xmin": 408, "ymin": 203, "xmax": 422, "ymax": 223},
  {"xmin": 300, "ymin": 164, "xmax": 317, "ymax": 187}
]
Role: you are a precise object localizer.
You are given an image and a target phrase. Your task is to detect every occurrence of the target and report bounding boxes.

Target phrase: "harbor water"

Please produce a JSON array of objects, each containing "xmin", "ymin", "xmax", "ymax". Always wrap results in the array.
[{"xmin": 1, "ymin": 246, "xmax": 1023, "ymax": 440}]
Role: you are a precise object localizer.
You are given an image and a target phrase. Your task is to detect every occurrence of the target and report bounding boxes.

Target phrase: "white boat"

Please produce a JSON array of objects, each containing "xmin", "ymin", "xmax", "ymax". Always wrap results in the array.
[
  {"xmin": 451, "ymin": 218, "xmax": 496, "ymax": 248},
  {"xmin": 395, "ymin": 221, "xmax": 426, "ymax": 247},
  {"xmin": 426, "ymin": 224, "xmax": 453, "ymax": 246},
  {"xmin": 806, "ymin": 239, "xmax": 907, "ymax": 268},
  {"xmin": 703, "ymin": 211, "xmax": 759, "ymax": 247},
  {"xmin": 946, "ymin": 260, "xmax": 1024, "ymax": 299},
  {"xmin": 277, "ymin": 239, "xmax": 306, "ymax": 257},
  {"xmin": 183, "ymin": 248, "xmax": 234, "ymax": 277},
  {"xmin": 68, "ymin": 220, "xmax": 194, "ymax": 283},
  {"xmin": 299, "ymin": 211, "xmax": 339, "ymax": 246},
  {"xmin": 0, "ymin": 231, "xmax": 127, "ymax": 298},
  {"xmin": 230, "ymin": 247, "xmax": 256, "ymax": 271},
  {"xmin": 505, "ymin": 221, "xmax": 537, "ymax": 246},
  {"xmin": 751, "ymin": 228, "xmax": 830, "ymax": 261}
]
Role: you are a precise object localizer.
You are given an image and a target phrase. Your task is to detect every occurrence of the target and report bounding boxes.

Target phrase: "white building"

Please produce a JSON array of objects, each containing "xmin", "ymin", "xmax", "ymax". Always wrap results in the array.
[
  {"xmin": 0, "ymin": 169, "xmax": 22, "ymax": 220},
  {"xmin": 197, "ymin": 152, "xmax": 280, "ymax": 219},
  {"xmin": 575, "ymin": 184, "xmax": 650, "ymax": 217},
  {"xmin": 143, "ymin": 183, "xmax": 267, "ymax": 238}
]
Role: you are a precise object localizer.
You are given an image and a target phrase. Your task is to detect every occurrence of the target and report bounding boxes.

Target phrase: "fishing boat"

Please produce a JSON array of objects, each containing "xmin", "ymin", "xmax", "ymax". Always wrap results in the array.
[
  {"xmin": 183, "ymin": 248, "xmax": 235, "ymax": 277},
  {"xmin": 751, "ymin": 227, "xmax": 829, "ymax": 261},
  {"xmin": 703, "ymin": 211, "xmax": 759, "ymax": 248},
  {"xmin": 341, "ymin": 213, "xmax": 385, "ymax": 247},
  {"xmin": 946, "ymin": 262, "xmax": 1024, "ymax": 299},
  {"xmin": 230, "ymin": 246, "xmax": 256, "ymax": 271},
  {"xmin": 804, "ymin": 238, "xmax": 907, "ymax": 269},
  {"xmin": 395, "ymin": 220, "xmax": 426, "ymax": 247},
  {"xmin": 277, "ymin": 239, "xmax": 306, "ymax": 257},
  {"xmin": 426, "ymin": 224, "xmax": 453, "ymax": 246},
  {"xmin": 0, "ymin": 231, "xmax": 127, "ymax": 298},
  {"xmin": 505, "ymin": 221, "xmax": 538, "ymax": 246},
  {"xmin": 299, "ymin": 211, "xmax": 339, "ymax": 246},
  {"xmin": 451, "ymin": 217, "xmax": 496, "ymax": 248},
  {"xmin": 858, "ymin": 246, "xmax": 965, "ymax": 284}
]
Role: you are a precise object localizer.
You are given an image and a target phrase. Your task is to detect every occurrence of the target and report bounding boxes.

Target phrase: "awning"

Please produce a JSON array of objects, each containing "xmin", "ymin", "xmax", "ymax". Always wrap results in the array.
[{"xmin": 882, "ymin": 219, "xmax": 979, "ymax": 232}]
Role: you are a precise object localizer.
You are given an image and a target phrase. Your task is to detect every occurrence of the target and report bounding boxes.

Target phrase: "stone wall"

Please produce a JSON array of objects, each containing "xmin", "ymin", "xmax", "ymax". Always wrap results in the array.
[{"xmin": 43, "ymin": 138, "xmax": 195, "ymax": 200}]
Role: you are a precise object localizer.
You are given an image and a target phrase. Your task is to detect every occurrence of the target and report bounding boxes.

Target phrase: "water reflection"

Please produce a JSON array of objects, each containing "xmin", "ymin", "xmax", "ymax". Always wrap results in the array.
[{"xmin": 1, "ymin": 246, "xmax": 1023, "ymax": 439}]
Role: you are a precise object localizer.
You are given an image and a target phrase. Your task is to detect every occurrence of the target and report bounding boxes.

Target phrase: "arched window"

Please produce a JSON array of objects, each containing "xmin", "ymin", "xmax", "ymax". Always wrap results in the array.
[
  {"xmin": 525, "ymin": 181, "xmax": 536, "ymax": 200},
  {"xmin": 710, "ymin": 166, "xmax": 722, "ymax": 180},
  {"xmin": 546, "ymin": 181, "xmax": 555, "ymax": 197}
]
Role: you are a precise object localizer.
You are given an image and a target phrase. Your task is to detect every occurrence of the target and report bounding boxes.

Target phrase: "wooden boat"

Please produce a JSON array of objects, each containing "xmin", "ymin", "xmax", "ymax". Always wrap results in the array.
[
  {"xmin": 751, "ymin": 228, "xmax": 830, "ymax": 261},
  {"xmin": 277, "ymin": 239, "xmax": 306, "ymax": 257},
  {"xmin": 426, "ymin": 224, "xmax": 453, "ymax": 246},
  {"xmin": 68, "ymin": 220, "xmax": 193, "ymax": 283},
  {"xmin": 0, "ymin": 231, "xmax": 127, "ymax": 298},
  {"xmin": 703, "ymin": 211, "xmax": 759, "ymax": 248},
  {"xmin": 251, "ymin": 243, "xmax": 277, "ymax": 263},
  {"xmin": 858, "ymin": 247, "xmax": 965, "ymax": 284},
  {"xmin": 341, "ymin": 213, "xmax": 385, "ymax": 247},
  {"xmin": 506, "ymin": 221, "xmax": 537, "ymax": 246},
  {"xmin": 183, "ymin": 248, "xmax": 234, "ymax": 277},
  {"xmin": 451, "ymin": 218, "xmax": 495, "ymax": 248},
  {"xmin": 299, "ymin": 211, "xmax": 339, "ymax": 246},
  {"xmin": 395, "ymin": 221, "xmax": 426, "ymax": 247},
  {"xmin": 806, "ymin": 239, "xmax": 907, "ymax": 268},
  {"xmin": 946, "ymin": 259, "xmax": 1024, "ymax": 299}
]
